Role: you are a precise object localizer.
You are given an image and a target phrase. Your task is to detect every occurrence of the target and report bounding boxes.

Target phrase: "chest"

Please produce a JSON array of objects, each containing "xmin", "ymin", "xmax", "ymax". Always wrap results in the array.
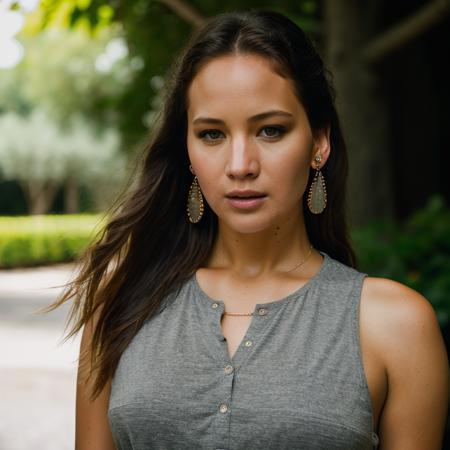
[
  {"xmin": 218, "ymin": 281, "xmax": 387, "ymax": 435},
  {"xmin": 108, "ymin": 270, "xmax": 380, "ymax": 449}
]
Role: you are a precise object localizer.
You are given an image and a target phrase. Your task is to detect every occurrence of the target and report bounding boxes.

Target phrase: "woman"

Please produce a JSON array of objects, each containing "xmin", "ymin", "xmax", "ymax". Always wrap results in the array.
[{"xmin": 51, "ymin": 9, "xmax": 449, "ymax": 450}]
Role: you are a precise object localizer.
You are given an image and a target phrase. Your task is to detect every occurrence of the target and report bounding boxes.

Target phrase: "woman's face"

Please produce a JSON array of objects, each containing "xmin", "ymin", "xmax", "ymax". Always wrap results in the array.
[{"xmin": 186, "ymin": 53, "xmax": 330, "ymax": 234}]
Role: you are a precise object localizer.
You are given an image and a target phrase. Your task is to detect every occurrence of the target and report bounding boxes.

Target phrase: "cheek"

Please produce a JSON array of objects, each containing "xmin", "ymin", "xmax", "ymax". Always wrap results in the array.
[
  {"xmin": 270, "ymin": 150, "xmax": 311, "ymax": 199},
  {"xmin": 269, "ymin": 128, "xmax": 313, "ymax": 191}
]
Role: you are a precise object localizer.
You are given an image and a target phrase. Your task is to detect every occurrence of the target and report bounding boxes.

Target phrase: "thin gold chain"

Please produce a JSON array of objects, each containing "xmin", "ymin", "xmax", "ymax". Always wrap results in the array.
[
  {"xmin": 223, "ymin": 244, "xmax": 314, "ymax": 316},
  {"xmin": 283, "ymin": 244, "xmax": 314, "ymax": 274},
  {"xmin": 223, "ymin": 311, "xmax": 255, "ymax": 316}
]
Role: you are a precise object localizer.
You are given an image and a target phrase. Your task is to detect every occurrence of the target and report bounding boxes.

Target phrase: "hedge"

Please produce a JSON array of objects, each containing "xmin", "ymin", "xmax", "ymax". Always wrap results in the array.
[{"xmin": 0, "ymin": 213, "xmax": 106, "ymax": 268}]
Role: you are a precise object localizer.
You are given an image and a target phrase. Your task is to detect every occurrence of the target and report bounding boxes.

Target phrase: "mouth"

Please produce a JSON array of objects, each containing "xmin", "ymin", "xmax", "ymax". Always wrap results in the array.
[
  {"xmin": 226, "ymin": 195, "xmax": 267, "ymax": 209},
  {"xmin": 227, "ymin": 195, "xmax": 267, "ymax": 199},
  {"xmin": 225, "ymin": 190, "xmax": 267, "ymax": 199}
]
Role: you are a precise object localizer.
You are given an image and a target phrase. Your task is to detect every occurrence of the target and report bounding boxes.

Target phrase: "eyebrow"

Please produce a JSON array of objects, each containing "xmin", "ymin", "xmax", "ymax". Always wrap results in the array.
[{"xmin": 192, "ymin": 109, "xmax": 294, "ymax": 125}]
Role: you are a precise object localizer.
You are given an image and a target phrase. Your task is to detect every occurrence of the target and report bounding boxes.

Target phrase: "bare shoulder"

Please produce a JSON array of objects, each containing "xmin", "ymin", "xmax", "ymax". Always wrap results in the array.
[
  {"xmin": 361, "ymin": 275, "xmax": 437, "ymax": 324},
  {"xmin": 360, "ymin": 276, "xmax": 446, "ymax": 370},
  {"xmin": 361, "ymin": 276, "xmax": 450, "ymax": 449},
  {"xmin": 360, "ymin": 276, "xmax": 443, "ymax": 347}
]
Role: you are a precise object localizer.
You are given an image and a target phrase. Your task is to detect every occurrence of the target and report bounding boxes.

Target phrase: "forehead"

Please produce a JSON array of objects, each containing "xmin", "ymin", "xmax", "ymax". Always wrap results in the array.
[{"xmin": 186, "ymin": 54, "xmax": 303, "ymax": 120}]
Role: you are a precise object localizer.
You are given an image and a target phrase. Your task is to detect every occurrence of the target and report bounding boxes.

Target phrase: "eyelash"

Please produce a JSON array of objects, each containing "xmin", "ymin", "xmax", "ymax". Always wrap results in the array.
[{"xmin": 197, "ymin": 126, "xmax": 286, "ymax": 142}]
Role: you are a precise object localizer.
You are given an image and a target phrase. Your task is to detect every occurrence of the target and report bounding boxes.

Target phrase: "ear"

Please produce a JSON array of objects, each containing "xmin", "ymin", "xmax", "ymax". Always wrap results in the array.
[{"xmin": 311, "ymin": 125, "xmax": 331, "ymax": 170}]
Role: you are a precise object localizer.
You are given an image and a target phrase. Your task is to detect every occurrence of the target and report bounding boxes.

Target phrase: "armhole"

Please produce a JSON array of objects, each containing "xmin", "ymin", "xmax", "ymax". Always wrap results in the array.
[{"xmin": 350, "ymin": 273, "xmax": 379, "ymax": 448}]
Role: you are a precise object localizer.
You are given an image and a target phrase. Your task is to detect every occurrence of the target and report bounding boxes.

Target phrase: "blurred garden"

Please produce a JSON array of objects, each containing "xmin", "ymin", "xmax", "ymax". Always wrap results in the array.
[{"xmin": 0, "ymin": 0, "xmax": 449, "ymax": 330}]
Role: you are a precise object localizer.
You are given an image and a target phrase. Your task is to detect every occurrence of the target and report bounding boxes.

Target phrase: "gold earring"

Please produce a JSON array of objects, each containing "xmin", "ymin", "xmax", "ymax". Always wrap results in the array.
[
  {"xmin": 307, "ymin": 153, "xmax": 327, "ymax": 214},
  {"xmin": 187, "ymin": 174, "xmax": 204, "ymax": 223}
]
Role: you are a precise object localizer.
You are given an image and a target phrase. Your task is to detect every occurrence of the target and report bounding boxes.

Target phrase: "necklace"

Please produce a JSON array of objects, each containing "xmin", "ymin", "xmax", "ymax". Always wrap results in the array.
[{"xmin": 223, "ymin": 244, "xmax": 314, "ymax": 316}]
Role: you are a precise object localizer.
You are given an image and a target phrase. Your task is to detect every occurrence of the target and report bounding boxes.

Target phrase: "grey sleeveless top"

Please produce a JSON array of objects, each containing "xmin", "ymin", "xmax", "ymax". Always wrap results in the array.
[{"xmin": 108, "ymin": 251, "xmax": 380, "ymax": 450}]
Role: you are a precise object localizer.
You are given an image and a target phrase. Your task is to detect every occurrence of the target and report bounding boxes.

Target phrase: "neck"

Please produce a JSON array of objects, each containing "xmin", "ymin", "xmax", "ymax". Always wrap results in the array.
[{"xmin": 207, "ymin": 211, "xmax": 314, "ymax": 279}]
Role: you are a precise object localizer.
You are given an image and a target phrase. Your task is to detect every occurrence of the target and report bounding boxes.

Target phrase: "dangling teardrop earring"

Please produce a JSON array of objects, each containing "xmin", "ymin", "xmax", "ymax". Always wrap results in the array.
[
  {"xmin": 307, "ymin": 153, "xmax": 327, "ymax": 214},
  {"xmin": 187, "ymin": 165, "xmax": 204, "ymax": 223}
]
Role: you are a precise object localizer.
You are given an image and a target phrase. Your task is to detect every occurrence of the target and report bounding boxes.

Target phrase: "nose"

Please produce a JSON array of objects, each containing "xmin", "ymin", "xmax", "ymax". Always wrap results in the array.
[{"xmin": 225, "ymin": 136, "xmax": 260, "ymax": 180}]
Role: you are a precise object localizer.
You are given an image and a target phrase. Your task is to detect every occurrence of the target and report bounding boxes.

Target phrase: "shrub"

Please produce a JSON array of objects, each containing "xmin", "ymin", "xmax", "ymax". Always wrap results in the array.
[
  {"xmin": 0, "ymin": 213, "xmax": 105, "ymax": 268},
  {"xmin": 353, "ymin": 194, "xmax": 450, "ymax": 328}
]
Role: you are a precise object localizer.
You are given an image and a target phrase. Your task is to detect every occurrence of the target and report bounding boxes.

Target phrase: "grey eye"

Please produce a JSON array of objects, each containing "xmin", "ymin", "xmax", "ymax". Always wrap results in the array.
[
  {"xmin": 261, "ymin": 126, "xmax": 284, "ymax": 138},
  {"xmin": 199, "ymin": 130, "xmax": 223, "ymax": 140}
]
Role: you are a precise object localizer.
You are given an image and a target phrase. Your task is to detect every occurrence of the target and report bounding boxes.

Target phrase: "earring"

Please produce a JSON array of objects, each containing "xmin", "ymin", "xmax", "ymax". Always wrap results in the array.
[
  {"xmin": 307, "ymin": 153, "xmax": 327, "ymax": 214},
  {"xmin": 187, "ymin": 168, "xmax": 204, "ymax": 223}
]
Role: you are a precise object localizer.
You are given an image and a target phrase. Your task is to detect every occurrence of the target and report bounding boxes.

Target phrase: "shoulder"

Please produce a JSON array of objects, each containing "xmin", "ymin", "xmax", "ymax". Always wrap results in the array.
[
  {"xmin": 361, "ymin": 276, "xmax": 448, "ymax": 389},
  {"xmin": 361, "ymin": 276, "xmax": 433, "ymax": 314},
  {"xmin": 361, "ymin": 277, "xmax": 449, "ymax": 447},
  {"xmin": 360, "ymin": 276, "xmax": 439, "ymax": 333},
  {"xmin": 360, "ymin": 276, "xmax": 442, "ymax": 353}
]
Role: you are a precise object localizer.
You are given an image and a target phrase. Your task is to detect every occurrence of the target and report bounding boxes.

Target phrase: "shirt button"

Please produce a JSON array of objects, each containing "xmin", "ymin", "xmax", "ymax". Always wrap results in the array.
[
  {"xmin": 224, "ymin": 364, "xmax": 234, "ymax": 375},
  {"xmin": 219, "ymin": 403, "xmax": 229, "ymax": 413},
  {"xmin": 211, "ymin": 303, "xmax": 219, "ymax": 309},
  {"xmin": 244, "ymin": 340, "xmax": 252, "ymax": 347},
  {"xmin": 258, "ymin": 308, "xmax": 267, "ymax": 316}
]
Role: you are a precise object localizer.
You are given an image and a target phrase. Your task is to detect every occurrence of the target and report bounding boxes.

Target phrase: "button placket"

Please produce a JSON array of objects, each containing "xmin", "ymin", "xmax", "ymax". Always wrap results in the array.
[
  {"xmin": 215, "ymin": 399, "xmax": 231, "ymax": 449},
  {"xmin": 215, "ymin": 357, "xmax": 233, "ymax": 444},
  {"xmin": 211, "ymin": 302, "xmax": 272, "ymax": 448},
  {"xmin": 228, "ymin": 304, "xmax": 271, "ymax": 372}
]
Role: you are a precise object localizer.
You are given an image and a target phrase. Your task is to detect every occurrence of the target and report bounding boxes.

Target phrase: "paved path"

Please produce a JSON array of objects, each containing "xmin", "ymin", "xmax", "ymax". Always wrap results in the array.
[{"xmin": 0, "ymin": 264, "xmax": 82, "ymax": 450}]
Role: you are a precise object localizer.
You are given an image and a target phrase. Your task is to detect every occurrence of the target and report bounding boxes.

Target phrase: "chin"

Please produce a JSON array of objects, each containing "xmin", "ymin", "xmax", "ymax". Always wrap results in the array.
[{"xmin": 219, "ymin": 214, "xmax": 275, "ymax": 235}]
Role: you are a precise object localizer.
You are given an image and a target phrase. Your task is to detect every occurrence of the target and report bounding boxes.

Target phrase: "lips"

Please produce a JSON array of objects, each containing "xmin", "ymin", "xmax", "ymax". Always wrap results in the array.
[
  {"xmin": 225, "ymin": 190, "xmax": 267, "ymax": 199},
  {"xmin": 226, "ymin": 191, "xmax": 268, "ymax": 210},
  {"xmin": 229, "ymin": 195, "xmax": 266, "ymax": 199}
]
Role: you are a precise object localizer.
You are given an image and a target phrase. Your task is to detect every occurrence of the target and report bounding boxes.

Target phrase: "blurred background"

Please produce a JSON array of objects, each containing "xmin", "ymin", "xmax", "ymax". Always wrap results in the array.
[{"xmin": 0, "ymin": 0, "xmax": 449, "ymax": 449}]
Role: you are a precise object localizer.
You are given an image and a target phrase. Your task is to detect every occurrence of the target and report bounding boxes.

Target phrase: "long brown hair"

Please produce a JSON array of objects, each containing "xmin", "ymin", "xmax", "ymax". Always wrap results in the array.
[{"xmin": 46, "ymin": 9, "xmax": 356, "ymax": 400}]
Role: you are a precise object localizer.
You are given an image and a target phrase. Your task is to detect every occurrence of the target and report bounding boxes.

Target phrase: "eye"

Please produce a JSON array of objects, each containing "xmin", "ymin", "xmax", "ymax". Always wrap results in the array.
[
  {"xmin": 260, "ymin": 126, "xmax": 285, "ymax": 139},
  {"xmin": 198, "ymin": 129, "xmax": 224, "ymax": 141}
]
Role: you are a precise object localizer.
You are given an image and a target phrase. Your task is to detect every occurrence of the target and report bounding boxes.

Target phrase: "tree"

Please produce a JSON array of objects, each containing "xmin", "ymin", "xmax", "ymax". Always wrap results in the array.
[
  {"xmin": 0, "ymin": 22, "xmax": 135, "ymax": 214},
  {"xmin": 323, "ymin": 0, "xmax": 450, "ymax": 225},
  {"xmin": 0, "ymin": 26, "xmax": 135, "ymax": 130},
  {"xmin": 0, "ymin": 110, "xmax": 64, "ymax": 214},
  {"xmin": 0, "ymin": 110, "xmax": 126, "ymax": 214},
  {"xmin": 59, "ymin": 115, "xmax": 128, "ymax": 213}
]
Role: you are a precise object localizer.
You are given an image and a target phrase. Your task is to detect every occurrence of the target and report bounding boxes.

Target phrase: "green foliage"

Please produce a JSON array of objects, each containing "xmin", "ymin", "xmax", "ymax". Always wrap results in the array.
[
  {"xmin": 353, "ymin": 194, "xmax": 450, "ymax": 327},
  {"xmin": 1, "ymin": 25, "xmax": 136, "ymax": 144},
  {"xmin": 0, "ymin": 213, "xmax": 105, "ymax": 267}
]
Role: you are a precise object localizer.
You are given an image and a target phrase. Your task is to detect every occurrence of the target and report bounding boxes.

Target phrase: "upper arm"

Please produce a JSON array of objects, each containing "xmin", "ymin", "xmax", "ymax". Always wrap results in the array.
[
  {"xmin": 75, "ymin": 313, "xmax": 117, "ymax": 450},
  {"xmin": 376, "ymin": 279, "xmax": 449, "ymax": 450}
]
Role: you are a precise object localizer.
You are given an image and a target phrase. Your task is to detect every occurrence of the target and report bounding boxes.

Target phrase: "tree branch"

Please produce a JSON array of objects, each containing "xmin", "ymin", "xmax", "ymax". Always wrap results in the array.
[
  {"xmin": 361, "ymin": 0, "xmax": 450, "ymax": 64},
  {"xmin": 158, "ymin": 0, "xmax": 206, "ymax": 27}
]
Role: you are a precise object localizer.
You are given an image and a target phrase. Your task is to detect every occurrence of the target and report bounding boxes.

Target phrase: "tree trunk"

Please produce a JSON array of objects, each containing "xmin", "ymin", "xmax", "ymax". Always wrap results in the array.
[
  {"xmin": 323, "ymin": 0, "xmax": 394, "ymax": 227},
  {"xmin": 20, "ymin": 180, "xmax": 59, "ymax": 215},
  {"xmin": 64, "ymin": 177, "xmax": 79, "ymax": 214}
]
